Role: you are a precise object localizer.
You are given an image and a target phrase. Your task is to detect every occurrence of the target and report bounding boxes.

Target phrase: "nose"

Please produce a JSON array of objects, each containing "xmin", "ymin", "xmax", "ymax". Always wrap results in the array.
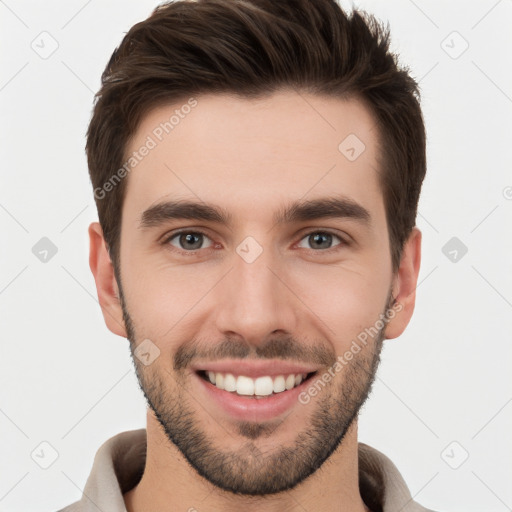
[{"xmin": 213, "ymin": 243, "xmax": 299, "ymax": 347}]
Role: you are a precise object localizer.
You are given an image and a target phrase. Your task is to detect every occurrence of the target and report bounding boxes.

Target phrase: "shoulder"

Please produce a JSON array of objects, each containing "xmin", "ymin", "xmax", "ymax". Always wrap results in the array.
[
  {"xmin": 56, "ymin": 501, "xmax": 81, "ymax": 512},
  {"xmin": 358, "ymin": 442, "xmax": 441, "ymax": 512},
  {"xmin": 54, "ymin": 429, "xmax": 147, "ymax": 512}
]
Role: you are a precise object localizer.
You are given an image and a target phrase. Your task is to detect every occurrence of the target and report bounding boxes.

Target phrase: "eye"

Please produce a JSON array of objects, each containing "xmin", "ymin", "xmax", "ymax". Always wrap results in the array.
[
  {"xmin": 162, "ymin": 229, "xmax": 347, "ymax": 255},
  {"xmin": 296, "ymin": 231, "xmax": 345, "ymax": 251},
  {"xmin": 165, "ymin": 230, "xmax": 214, "ymax": 251}
]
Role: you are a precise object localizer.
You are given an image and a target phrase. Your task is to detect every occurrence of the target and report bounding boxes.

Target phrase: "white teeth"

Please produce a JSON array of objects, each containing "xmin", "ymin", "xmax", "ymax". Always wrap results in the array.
[
  {"xmin": 254, "ymin": 376, "xmax": 274, "ymax": 396},
  {"xmin": 203, "ymin": 371, "xmax": 309, "ymax": 396},
  {"xmin": 273, "ymin": 375, "xmax": 286, "ymax": 393},
  {"xmin": 236, "ymin": 375, "xmax": 254, "ymax": 395},
  {"xmin": 223, "ymin": 373, "xmax": 237, "ymax": 392},
  {"xmin": 285, "ymin": 374, "xmax": 296, "ymax": 390}
]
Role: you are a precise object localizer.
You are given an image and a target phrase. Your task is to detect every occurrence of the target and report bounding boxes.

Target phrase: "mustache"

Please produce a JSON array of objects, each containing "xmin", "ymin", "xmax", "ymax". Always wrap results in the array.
[{"xmin": 173, "ymin": 335, "xmax": 336, "ymax": 371}]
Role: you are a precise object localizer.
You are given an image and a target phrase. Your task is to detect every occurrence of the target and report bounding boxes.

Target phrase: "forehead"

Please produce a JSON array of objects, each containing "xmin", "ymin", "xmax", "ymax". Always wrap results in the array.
[{"xmin": 122, "ymin": 90, "xmax": 384, "ymax": 228}]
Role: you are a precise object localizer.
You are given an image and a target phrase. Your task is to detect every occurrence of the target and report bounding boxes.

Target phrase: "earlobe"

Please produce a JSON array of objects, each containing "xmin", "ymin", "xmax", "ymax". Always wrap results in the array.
[
  {"xmin": 88, "ymin": 222, "xmax": 127, "ymax": 338},
  {"xmin": 384, "ymin": 227, "xmax": 422, "ymax": 340}
]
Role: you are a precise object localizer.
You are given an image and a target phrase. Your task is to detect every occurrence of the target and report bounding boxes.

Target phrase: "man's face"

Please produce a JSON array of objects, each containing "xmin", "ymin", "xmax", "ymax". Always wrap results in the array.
[{"xmin": 114, "ymin": 91, "xmax": 398, "ymax": 494}]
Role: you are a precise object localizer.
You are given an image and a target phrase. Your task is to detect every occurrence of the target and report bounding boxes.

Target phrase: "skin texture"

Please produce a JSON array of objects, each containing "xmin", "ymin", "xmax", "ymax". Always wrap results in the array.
[{"xmin": 89, "ymin": 90, "xmax": 421, "ymax": 512}]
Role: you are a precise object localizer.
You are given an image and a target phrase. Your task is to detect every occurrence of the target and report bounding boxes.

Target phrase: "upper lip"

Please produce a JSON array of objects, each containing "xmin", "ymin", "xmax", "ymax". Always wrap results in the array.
[{"xmin": 191, "ymin": 359, "xmax": 321, "ymax": 379}]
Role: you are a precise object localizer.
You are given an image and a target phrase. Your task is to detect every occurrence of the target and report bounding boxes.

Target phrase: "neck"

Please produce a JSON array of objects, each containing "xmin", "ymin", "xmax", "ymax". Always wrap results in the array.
[{"xmin": 124, "ymin": 411, "xmax": 369, "ymax": 512}]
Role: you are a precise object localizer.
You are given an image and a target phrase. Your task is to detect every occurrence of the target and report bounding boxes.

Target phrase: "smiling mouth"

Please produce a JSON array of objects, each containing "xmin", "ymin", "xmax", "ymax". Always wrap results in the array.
[{"xmin": 196, "ymin": 370, "xmax": 318, "ymax": 398}]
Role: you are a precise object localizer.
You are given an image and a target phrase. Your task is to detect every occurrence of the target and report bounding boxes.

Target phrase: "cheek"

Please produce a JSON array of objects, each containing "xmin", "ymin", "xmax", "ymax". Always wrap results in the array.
[
  {"xmin": 120, "ymin": 231, "xmax": 392, "ymax": 348},
  {"xmin": 120, "ymin": 256, "xmax": 220, "ymax": 338},
  {"xmin": 291, "ymin": 262, "xmax": 390, "ymax": 342}
]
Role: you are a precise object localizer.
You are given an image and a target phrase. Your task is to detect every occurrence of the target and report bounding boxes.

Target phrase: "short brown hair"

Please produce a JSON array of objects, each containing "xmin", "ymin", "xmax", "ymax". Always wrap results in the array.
[{"xmin": 86, "ymin": 0, "xmax": 426, "ymax": 275}]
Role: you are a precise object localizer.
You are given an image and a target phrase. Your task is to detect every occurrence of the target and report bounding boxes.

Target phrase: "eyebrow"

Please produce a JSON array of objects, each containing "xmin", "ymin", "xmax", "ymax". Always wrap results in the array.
[{"xmin": 139, "ymin": 196, "xmax": 371, "ymax": 229}]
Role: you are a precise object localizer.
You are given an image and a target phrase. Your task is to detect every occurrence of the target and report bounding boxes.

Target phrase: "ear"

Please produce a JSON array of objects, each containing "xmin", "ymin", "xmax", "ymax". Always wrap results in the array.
[
  {"xmin": 385, "ymin": 227, "xmax": 422, "ymax": 340},
  {"xmin": 88, "ymin": 222, "xmax": 127, "ymax": 337}
]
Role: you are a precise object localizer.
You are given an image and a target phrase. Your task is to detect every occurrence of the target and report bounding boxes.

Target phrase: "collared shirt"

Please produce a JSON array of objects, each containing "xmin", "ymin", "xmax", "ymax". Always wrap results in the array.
[{"xmin": 57, "ymin": 429, "xmax": 437, "ymax": 512}]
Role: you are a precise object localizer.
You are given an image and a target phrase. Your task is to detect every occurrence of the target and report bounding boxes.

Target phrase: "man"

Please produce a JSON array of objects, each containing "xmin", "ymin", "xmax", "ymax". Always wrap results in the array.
[{"xmin": 59, "ymin": 0, "xmax": 436, "ymax": 510}]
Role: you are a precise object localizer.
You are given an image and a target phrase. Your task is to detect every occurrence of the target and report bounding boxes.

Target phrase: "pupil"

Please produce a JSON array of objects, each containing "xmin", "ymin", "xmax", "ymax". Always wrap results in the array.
[
  {"xmin": 181, "ymin": 233, "xmax": 202, "ymax": 250},
  {"xmin": 311, "ymin": 233, "xmax": 331, "ymax": 249}
]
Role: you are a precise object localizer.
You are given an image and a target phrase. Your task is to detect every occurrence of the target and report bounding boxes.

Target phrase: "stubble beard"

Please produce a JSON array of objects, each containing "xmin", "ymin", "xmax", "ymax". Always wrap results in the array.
[{"xmin": 119, "ymin": 287, "xmax": 392, "ymax": 496}]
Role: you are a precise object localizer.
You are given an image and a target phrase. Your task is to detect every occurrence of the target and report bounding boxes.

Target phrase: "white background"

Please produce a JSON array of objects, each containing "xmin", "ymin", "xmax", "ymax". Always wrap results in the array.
[{"xmin": 1, "ymin": 0, "xmax": 511, "ymax": 511}]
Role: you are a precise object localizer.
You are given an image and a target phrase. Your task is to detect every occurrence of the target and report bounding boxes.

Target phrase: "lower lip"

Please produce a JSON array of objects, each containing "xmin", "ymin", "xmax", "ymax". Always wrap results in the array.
[{"xmin": 193, "ymin": 372, "xmax": 314, "ymax": 422}]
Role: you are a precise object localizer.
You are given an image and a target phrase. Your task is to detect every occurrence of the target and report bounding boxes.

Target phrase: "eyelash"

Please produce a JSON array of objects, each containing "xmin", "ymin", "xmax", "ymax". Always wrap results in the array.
[{"xmin": 161, "ymin": 229, "xmax": 349, "ymax": 256}]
